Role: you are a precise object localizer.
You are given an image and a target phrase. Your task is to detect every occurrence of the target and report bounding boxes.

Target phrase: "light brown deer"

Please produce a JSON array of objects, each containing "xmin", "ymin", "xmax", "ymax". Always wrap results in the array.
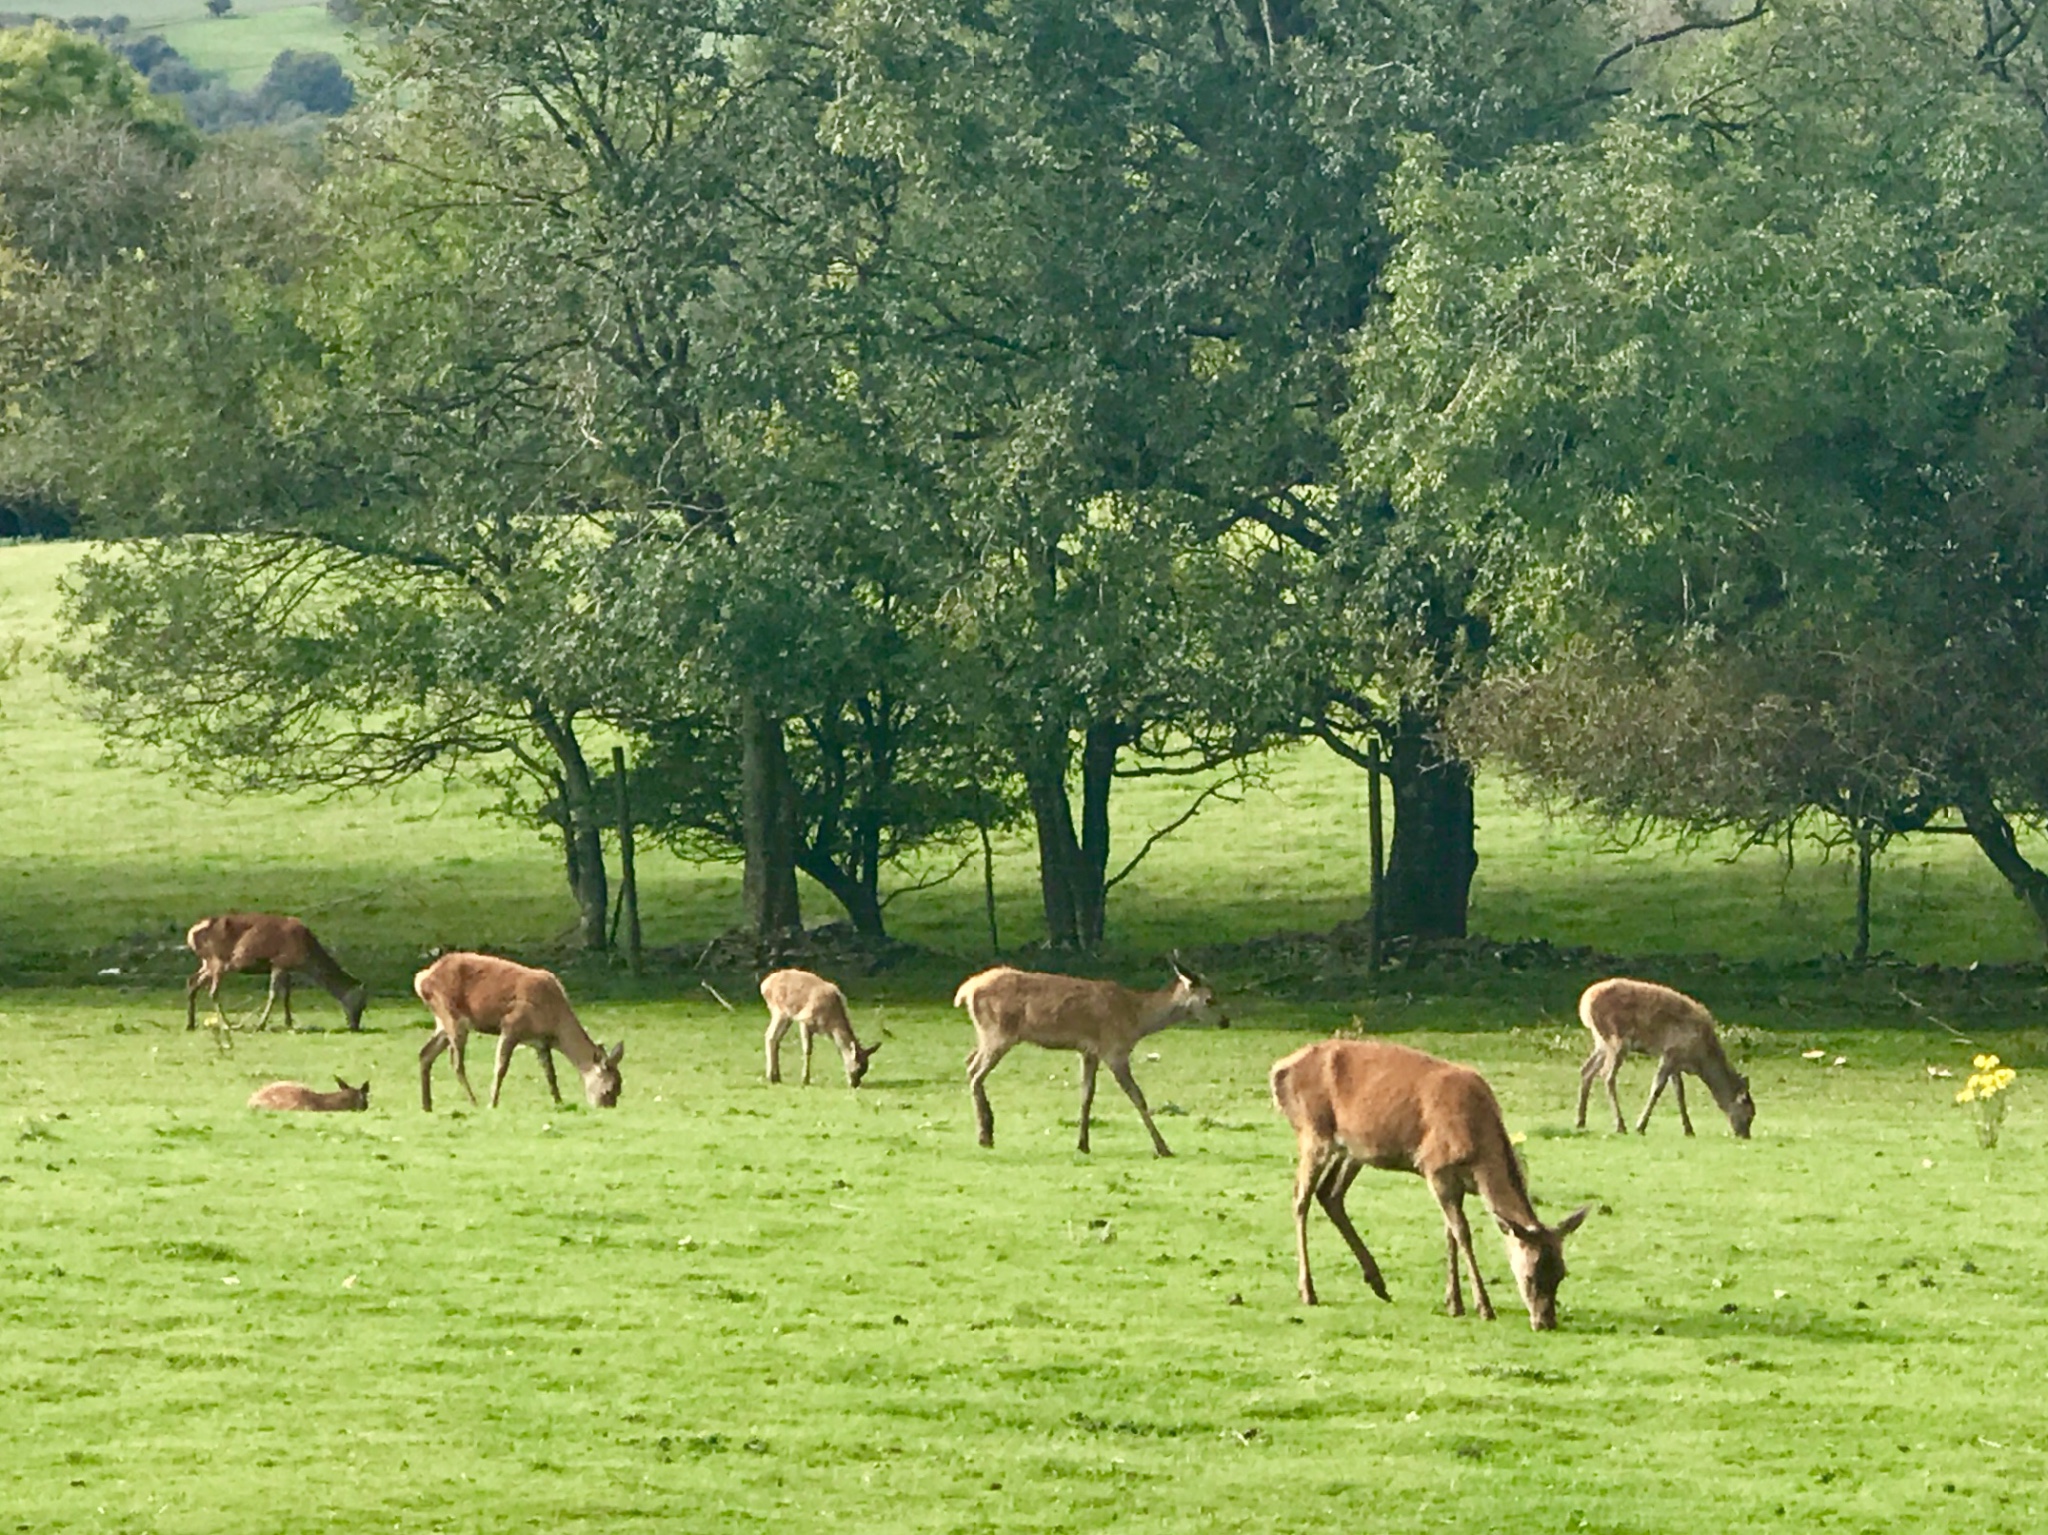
[
  {"xmin": 1270, "ymin": 1038, "xmax": 1591, "ymax": 1330},
  {"xmin": 414, "ymin": 952, "xmax": 623, "ymax": 1112},
  {"xmin": 761, "ymin": 968, "xmax": 881, "ymax": 1088},
  {"xmin": 1576, "ymin": 977, "xmax": 1755, "ymax": 1139},
  {"xmin": 186, "ymin": 914, "xmax": 368, "ymax": 1033},
  {"xmin": 953, "ymin": 955, "xmax": 1226, "ymax": 1156},
  {"xmin": 248, "ymin": 1078, "xmax": 370, "ymax": 1112}
]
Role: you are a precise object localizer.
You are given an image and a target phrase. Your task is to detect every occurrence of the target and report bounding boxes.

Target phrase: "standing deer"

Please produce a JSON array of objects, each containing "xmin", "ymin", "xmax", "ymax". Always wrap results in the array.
[
  {"xmin": 186, "ymin": 914, "xmax": 367, "ymax": 1033},
  {"xmin": 1576, "ymin": 977, "xmax": 1755, "ymax": 1139},
  {"xmin": 414, "ymin": 952, "xmax": 623, "ymax": 1112},
  {"xmin": 953, "ymin": 955, "xmax": 1226, "ymax": 1156},
  {"xmin": 1270, "ymin": 1038, "xmax": 1591, "ymax": 1330},
  {"xmin": 248, "ymin": 1078, "xmax": 370, "ymax": 1112},
  {"xmin": 761, "ymin": 968, "xmax": 881, "ymax": 1088}
]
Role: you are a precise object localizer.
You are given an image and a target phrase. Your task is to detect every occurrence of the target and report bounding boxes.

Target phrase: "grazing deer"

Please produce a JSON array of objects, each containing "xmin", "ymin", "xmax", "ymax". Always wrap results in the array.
[
  {"xmin": 186, "ymin": 914, "xmax": 367, "ymax": 1033},
  {"xmin": 248, "ymin": 1078, "xmax": 370, "ymax": 1112},
  {"xmin": 413, "ymin": 952, "xmax": 623, "ymax": 1112},
  {"xmin": 761, "ymin": 968, "xmax": 881, "ymax": 1088},
  {"xmin": 953, "ymin": 955, "xmax": 1226, "ymax": 1156},
  {"xmin": 1270, "ymin": 1038, "xmax": 1591, "ymax": 1330},
  {"xmin": 1576, "ymin": 977, "xmax": 1755, "ymax": 1139}
]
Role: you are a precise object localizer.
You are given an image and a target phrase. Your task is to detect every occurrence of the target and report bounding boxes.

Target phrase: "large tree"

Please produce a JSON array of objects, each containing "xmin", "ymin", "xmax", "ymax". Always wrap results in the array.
[{"xmin": 1347, "ymin": 0, "xmax": 2048, "ymax": 946}]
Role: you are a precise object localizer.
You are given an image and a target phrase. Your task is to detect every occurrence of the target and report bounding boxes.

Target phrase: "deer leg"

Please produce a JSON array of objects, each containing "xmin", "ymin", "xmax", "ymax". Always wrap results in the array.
[
  {"xmin": 489, "ymin": 1033, "xmax": 521, "ymax": 1108},
  {"xmin": 1292, "ymin": 1142, "xmax": 1336, "ymax": 1305},
  {"xmin": 449, "ymin": 1031, "xmax": 479, "ymax": 1106},
  {"xmin": 185, "ymin": 968, "xmax": 208, "ymax": 1030},
  {"xmin": 256, "ymin": 968, "xmax": 285, "ymax": 1032},
  {"xmin": 800, "ymin": 1023, "xmax": 815, "ymax": 1088},
  {"xmin": 418, "ymin": 1032, "xmax": 449, "ymax": 1112},
  {"xmin": 1671, "ymin": 1070, "xmax": 1695, "ymax": 1136},
  {"xmin": 1636, "ymin": 1063, "xmax": 1674, "ymax": 1134},
  {"xmin": 1076, "ymin": 1054, "xmax": 1099, "ymax": 1153},
  {"xmin": 765, "ymin": 1014, "xmax": 789, "ymax": 1083},
  {"xmin": 536, "ymin": 1043, "xmax": 563, "ymax": 1104},
  {"xmin": 1603, "ymin": 1047, "xmax": 1628, "ymax": 1132},
  {"xmin": 1576, "ymin": 1048, "xmax": 1602, "ymax": 1129},
  {"xmin": 966, "ymin": 1038, "xmax": 1013, "ymax": 1148},
  {"xmin": 1109, "ymin": 1057, "xmax": 1173, "ymax": 1158},
  {"xmin": 1434, "ymin": 1178, "xmax": 1495, "ymax": 1320},
  {"xmin": 1317, "ymin": 1157, "xmax": 1390, "ymax": 1302},
  {"xmin": 281, "ymin": 968, "xmax": 295, "ymax": 1030}
]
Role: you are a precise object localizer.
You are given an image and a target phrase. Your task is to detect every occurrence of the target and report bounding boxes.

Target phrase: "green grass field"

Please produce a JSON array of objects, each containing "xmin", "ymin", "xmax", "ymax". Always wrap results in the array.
[
  {"xmin": 4, "ymin": 540, "xmax": 2048, "ymax": 1532},
  {"xmin": 31, "ymin": 0, "xmax": 357, "ymax": 90}
]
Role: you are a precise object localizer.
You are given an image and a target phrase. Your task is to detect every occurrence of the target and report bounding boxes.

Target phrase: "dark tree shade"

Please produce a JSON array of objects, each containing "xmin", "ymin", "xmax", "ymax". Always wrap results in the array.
[{"xmin": 259, "ymin": 50, "xmax": 353, "ymax": 115}]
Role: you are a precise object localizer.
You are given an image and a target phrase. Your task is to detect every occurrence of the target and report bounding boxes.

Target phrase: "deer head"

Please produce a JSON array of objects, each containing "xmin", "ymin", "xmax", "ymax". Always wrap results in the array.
[
  {"xmin": 584, "ymin": 1040, "xmax": 625, "ymax": 1107},
  {"xmin": 1728, "ymin": 1076, "xmax": 1756, "ymax": 1139},
  {"xmin": 848, "ymin": 1036, "xmax": 882, "ymax": 1088},
  {"xmin": 1497, "ymin": 1205, "xmax": 1591, "ymax": 1331},
  {"xmin": 1170, "ymin": 951, "xmax": 1228, "ymax": 1028},
  {"xmin": 334, "ymin": 1078, "xmax": 370, "ymax": 1110},
  {"xmin": 341, "ymin": 985, "xmax": 369, "ymax": 1032}
]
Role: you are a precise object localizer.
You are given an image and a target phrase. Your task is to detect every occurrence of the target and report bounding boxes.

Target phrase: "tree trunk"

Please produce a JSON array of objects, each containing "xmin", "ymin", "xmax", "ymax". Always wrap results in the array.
[
  {"xmin": 530, "ymin": 700, "xmax": 608, "ymax": 951},
  {"xmin": 739, "ymin": 694, "xmax": 803, "ymax": 936},
  {"xmin": 1021, "ymin": 722, "xmax": 1124, "ymax": 950},
  {"xmin": 1025, "ymin": 754, "xmax": 1084, "ymax": 949},
  {"xmin": 1957, "ymin": 788, "xmax": 2048, "ymax": 948},
  {"xmin": 1852, "ymin": 819, "xmax": 1874, "ymax": 964},
  {"xmin": 795, "ymin": 850, "xmax": 887, "ymax": 939},
  {"xmin": 1381, "ymin": 707, "xmax": 1477, "ymax": 941}
]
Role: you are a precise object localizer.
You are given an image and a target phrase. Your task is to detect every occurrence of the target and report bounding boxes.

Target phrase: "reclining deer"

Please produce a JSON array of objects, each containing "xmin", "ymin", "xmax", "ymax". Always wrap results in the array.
[
  {"xmin": 186, "ymin": 913, "xmax": 367, "ymax": 1033},
  {"xmin": 953, "ymin": 955, "xmax": 1225, "ymax": 1156},
  {"xmin": 1271, "ymin": 1037, "xmax": 1591, "ymax": 1330},
  {"xmin": 1576, "ymin": 977, "xmax": 1755, "ymax": 1138},
  {"xmin": 415, "ymin": 952, "xmax": 623, "ymax": 1111},
  {"xmin": 248, "ymin": 1078, "xmax": 370, "ymax": 1112}
]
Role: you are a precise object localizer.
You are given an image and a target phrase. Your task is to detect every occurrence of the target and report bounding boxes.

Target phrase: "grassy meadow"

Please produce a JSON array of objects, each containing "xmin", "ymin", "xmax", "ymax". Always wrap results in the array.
[
  {"xmin": 35, "ymin": 0, "xmax": 357, "ymax": 89},
  {"xmin": 4, "ymin": 541, "xmax": 2048, "ymax": 1533}
]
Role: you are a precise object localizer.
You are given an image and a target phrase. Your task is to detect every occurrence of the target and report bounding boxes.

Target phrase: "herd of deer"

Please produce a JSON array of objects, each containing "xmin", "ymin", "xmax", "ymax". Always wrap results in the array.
[{"xmin": 196, "ymin": 912, "xmax": 1756, "ymax": 1332}]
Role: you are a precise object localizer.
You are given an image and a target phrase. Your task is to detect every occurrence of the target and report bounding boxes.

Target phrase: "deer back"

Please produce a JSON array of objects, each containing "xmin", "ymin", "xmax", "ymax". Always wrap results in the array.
[
  {"xmin": 956, "ymin": 968, "xmax": 1150, "ymax": 1052},
  {"xmin": 760, "ymin": 968, "xmax": 853, "ymax": 1037},
  {"xmin": 1272, "ymin": 1038, "xmax": 1520, "ymax": 1183},
  {"xmin": 1579, "ymin": 977, "xmax": 1718, "ymax": 1055}
]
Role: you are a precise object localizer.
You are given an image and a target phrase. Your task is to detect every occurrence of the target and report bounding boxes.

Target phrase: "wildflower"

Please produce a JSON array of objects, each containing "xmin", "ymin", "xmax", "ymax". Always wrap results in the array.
[{"xmin": 1956, "ymin": 1054, "xmax": 2019, "ymax": 1148}]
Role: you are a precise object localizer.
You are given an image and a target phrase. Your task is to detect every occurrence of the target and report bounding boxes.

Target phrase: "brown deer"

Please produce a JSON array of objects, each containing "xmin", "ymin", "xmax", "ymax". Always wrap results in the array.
[
  {"xmin": 953, "ymin": 955, "xmax": 1226, "ymax": 1156},
  {"xmin": 1270, "ymin": 1038, "xmax": 1591, "ymax": 1330},
  {"xmin": 413, "ymin": 952, "xmax": 623, "ymax": 1112},
  {"xmin": 1576, "ymin": 977, "xmax": 1755, "ymax": 1139},
  {"xmin": 186, "ymin": 914, "xmax": 368, "ymax": 1033},
  {"xmin": 248, "ymin": 1078, "xmax": 370, "ymax": 1112},
  {"xmin": 761, "ymin": 968, "xmax": 881, "ymax": 1088}
]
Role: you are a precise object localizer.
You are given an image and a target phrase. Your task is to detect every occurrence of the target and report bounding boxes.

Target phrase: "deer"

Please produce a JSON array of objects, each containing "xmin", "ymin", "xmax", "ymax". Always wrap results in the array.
[
  {"xmin": 1270, "ymin": 1038, "xmax": 1591, "ymax": 1330},
  {"xmin": 413, "ymin": 952, "xmax": 623, "ymax": 1112},
  {"xmin": 1575, "ymin": 977, "xmax": 1755, "ymax": 1139},
  {"xmin": 761, "ymin": 968, "xmax": 882, "ymax": 1088},
  {"xmin": 952, "ymin": 954, "xmax": 1226, "ymax": 1156},
  {"xmin": 185, "ymin": 913, "xmax": 368, "ymax": 1033},
  {"xmin": 248, "ymin": 1078, "xmax": 370, "ymax": 1112}
]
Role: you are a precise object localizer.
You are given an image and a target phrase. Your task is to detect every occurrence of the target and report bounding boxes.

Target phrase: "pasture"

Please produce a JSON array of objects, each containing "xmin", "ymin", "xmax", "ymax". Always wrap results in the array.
[
  {"xmin": 33, "ymin": 0, "xmax": 357, "ymax": 89},
  {"xmin": 4, "ymin": 543, "xmax": 2048, "ymax": 1532}
]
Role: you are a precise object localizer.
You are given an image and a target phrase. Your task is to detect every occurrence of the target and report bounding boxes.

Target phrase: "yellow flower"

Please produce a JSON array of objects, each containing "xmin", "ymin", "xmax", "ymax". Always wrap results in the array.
[{"xmin": 1974, "ymin": 1054, "xmax": 1999, "ymax": 1071}]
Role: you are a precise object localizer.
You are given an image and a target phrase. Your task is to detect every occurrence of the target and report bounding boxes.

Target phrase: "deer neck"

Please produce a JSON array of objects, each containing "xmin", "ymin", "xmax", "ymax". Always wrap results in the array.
[
  {"xmin": 1134, "ymin": 985, "xmax": 1195, "ymax": 1038},
  {"xmin": 549, "ymin": 1012, "xmax": 605, "ymax": 1077},
  {"xmin": 299, "ymin": 939, "xmax": 361, "ymax": 1004},
  {"xmin": 1473, "ymin": 1137, "xmax": 1543, "ymax": 1233},
  {"xmin": 1693, "ymin": 1042, "xmax": 1745, "ymax": 1111}
]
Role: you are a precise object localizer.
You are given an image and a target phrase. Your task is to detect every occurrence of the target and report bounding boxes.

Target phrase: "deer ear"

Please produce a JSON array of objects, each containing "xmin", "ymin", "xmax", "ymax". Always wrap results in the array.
[
  {"xmin": 337, "ymin": 1077, "xmax": 352, "ymax": 1092},
  {"xmin": 1555, "ymin": 1204, "xmax": 1592, "ymax": 1238},
  {"xmin": 1495, "ymin": 1215, "xmax": 1543, "ymax": 1244},
  {"xmin": 605, "ymin": 1040, "xmax": 625, "ymax": 1068}
]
